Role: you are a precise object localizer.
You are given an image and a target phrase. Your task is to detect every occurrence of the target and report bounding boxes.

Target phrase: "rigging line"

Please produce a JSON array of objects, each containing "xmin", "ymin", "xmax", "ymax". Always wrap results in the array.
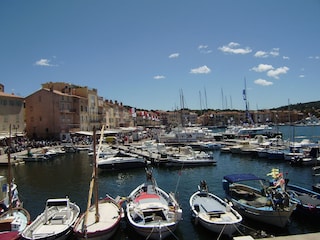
[
  {"xmin": 233, "ymin": 222, "xmax": 245, "ymax": 236},
  {"xmin": 174, "ymin": 158, "xmax": 184, "ymax": 195},
  {"xmin": 163, "ymin": 224, "xmax": 179, "ymax": 240},
  {"xmin": 238, "ymin": 222, "xmax": 262, "ymax": 235},
  {"xmin": 146, "ymin": 226, "xmax": 154, "ymax": 240},
  {"xmin": 217, "ymin": 224, "xmax": 227, "ymax": 240}
]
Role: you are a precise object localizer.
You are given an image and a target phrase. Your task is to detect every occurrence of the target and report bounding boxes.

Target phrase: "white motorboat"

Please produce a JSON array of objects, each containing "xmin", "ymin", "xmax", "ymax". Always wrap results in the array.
[
  {"xmin": 126, "ymin": 168, "xmax": 182, "ymax": 239},
  {"xmin": 21, "ymin": 197, "xmax": 80, "ymax": 240},
  {"xmin": 97, "ymin": 153, "xmax": 148, "ymax": 170},
  {"xmin": 165, "ymin": 146, "xmax": 216, "ymax": 167},
  {"xmin": 165, "ymin": 155, "xmax": 216, "ymax": 167},
  {"xmin": 190, "ymin": 180, "xmax": 242, "ymax": 237}
]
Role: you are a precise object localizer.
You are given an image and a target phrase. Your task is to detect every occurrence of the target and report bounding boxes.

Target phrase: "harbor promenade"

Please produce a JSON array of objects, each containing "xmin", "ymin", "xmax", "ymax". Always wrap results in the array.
[{"xmin": 0, "ymin": 147, "xmax": 51, "ymax": 166}]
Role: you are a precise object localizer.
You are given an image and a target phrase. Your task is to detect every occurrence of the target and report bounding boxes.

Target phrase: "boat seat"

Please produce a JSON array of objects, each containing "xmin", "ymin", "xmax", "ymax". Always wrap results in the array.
[
  {"xmin": 207, "ymin": 210, "xmax": 225, "ymax": 218},
  {"xmin": 51, "ymin": 212, "xmax": 67, "ymax": 224}
]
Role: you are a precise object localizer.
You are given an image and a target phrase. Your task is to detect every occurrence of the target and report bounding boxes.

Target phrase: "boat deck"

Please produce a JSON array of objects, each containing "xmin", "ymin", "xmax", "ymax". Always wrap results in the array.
[
  {"xmin": 192, "ymin": 193, "xmax": 240, "ymax": 222},
  {"xmin": 75, "ymin": 201, "xmax": 120, "ymax": 233}
]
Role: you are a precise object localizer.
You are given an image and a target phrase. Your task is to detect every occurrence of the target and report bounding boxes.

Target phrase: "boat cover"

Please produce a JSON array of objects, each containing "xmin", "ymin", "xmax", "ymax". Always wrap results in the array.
[{"xmin": 223, "ymin": 173, "xmax": 265, "ymax": 183}]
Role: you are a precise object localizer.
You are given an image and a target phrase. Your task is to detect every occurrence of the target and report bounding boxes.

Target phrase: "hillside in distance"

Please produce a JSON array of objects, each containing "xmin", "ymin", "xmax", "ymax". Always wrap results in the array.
[{"xmin": 274, "ymin": 100, "xmax": 320, "ymax": 112}]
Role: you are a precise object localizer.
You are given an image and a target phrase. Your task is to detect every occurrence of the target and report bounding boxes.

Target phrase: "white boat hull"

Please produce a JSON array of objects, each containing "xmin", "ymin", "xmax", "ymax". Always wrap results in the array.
[
  {"xmin": 126, "ymin": 177, "xmax": 182, "ymax": 240},
  {"xmin": 21, "ymin": 199, "xmax": 80, "ymax": 240},
  {"xmin": 73, "ymin": 198, "xmax": 122, "ymax": 240},
  {"xmin": 190, "ymin": 191, "xmax": 242, "ymax": 236}
]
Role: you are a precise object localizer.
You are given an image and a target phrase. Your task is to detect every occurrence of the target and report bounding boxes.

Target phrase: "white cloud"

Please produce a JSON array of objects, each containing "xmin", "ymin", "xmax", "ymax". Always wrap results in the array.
[
  {"xmin": 269, "ymin": 48, "xmax": 279, "ymax": 57},
  {"xmin": 254, "ymin": 79, "xmax": 273, "ymax": 86},
  {"xmin": 254, "ymin": 51, "xmax": 268, "ymax": 58},
  {"xmin": 153, "ymin": 75, "xmax": 165, "ymax": 80},
  {"xmin": 218, "ymin": 42, "xmax": 252, "ymax": 55},
  {"xmin": 198, "ymin": 44, "xmax": 212, "ymax": 54},
  {"xmin": 299, "ymin": 74, "xmax": 305, "ymax": 78},
  {"xmin": 267, "ymin": 66, "xmax": 289, "ymax": 79},
  {"xmin": 169, "ymin": 53, "xmax": 179, "ymax": 59},
  {"xmin": 190, "ymin": 65, "xmax": 211, "ymax": 74},
  {"xmin": 251, "ymin": 64, "xmax": 274, "ymax": 72},
  {"xmin": 283, "ymin": 56, "xmax": 290, "ymax": 60},
  {"xmin": 198, "ymin": 45, "xmax": 208, "ymax": 49},
  {"xmin": 254, "ymin": 48, "xmax": 280, "ymax": 58},
  {"xmin": 35, "ymin": 58, "xmax": 54, "ymax": 67}
]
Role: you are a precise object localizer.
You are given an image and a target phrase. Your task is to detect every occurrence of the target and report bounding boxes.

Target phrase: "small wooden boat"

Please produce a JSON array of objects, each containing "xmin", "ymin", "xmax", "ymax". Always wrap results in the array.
[
  {"xmin": 286, "ymin": 184, "xmax": 320, "ymax": 218},
  {"xmin": 190, "ymin": 180, "xmax": 242, "ymax": 237},
  {"xmin": 21, "ymin": 197, "xmax": 80, "ymax": 240},
  {"xmin": 223, "ymin": 171, "xmax": 297, "ymax": 228},
  {"xmin": 0, "ymin": 207, "xmax": 30, "ymax": 236},
  {"xmin": 73, "ymin": 196, "xmax": 123, "ymax": 240},
  {"xmin": 73, "ymin": 126, "xmax": 123, "ymax": 240},
  {"xmin": 126, "ymin": 168, "xmax": 182, "ymax": 239}
]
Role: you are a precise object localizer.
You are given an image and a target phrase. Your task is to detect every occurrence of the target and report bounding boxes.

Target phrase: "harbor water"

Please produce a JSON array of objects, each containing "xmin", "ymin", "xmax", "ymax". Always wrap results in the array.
[{"xmin": 1, "ymin": 125, "xmax": 320, "ymax": 239}]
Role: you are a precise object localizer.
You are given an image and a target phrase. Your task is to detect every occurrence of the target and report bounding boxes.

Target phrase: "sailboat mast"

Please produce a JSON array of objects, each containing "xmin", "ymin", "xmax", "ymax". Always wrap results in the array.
[
  {"xmin": 93, "ymin": 128, "xmax": 99, "ymax": 222},
  {"xmin": 8, "ymin": 124, "xmax": 12, "ymax": 213},
  {"xmin": 243, "ymin": 78, "xmax": 253, "ymax": 124}
]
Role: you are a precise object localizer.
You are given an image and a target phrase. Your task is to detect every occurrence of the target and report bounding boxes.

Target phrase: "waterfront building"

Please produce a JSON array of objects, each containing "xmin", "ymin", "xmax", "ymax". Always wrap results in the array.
[
  {"xmin": 0, "ymin": 83, "xmax": 25, "ymax": 141},
  {"xmin": 25, "ymin": 87, "xmax": 84, "ymax": 139},
  {"xmin": 25, "ymin": 82, "xmax": 135, "ymax": 139}
]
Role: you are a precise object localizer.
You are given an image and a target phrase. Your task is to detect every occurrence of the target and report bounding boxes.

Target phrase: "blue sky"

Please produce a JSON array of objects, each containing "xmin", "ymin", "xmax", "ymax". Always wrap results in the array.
[{"xmin": 1, "ymin": 0, "xmax": 319, "ymax": 111}]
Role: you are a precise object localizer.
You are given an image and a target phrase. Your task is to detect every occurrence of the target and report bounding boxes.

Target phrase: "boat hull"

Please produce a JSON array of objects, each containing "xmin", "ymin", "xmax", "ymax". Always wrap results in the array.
[
  {"xmin": 126, "ymin": 180, "xmax": 182, "ymax": 240},
  {"xmin": 129, "ymin": 222, "xmax": 178, "ymax": 240},
  {"xmin": 21, "ymin": 200, "xmax": 80, "ymax": 240},
  {"xmin": 165, "ymin": 158, "xmax": 216, "ymax": 167},
  {"xmin": 0, "ymin": 207, "xmax": 30, "ymax": 233},
  {"xmin": 223, "ymin": 174, "xmax": 297, "ymax": 228},
  {"xmin": 189, "ymin": 191, "xmax": 242, "ymax": 237},
  {"xmin": 230, "ymin": 199, "xmax": 295, "ymax": 228},
  {"xmin": 286, "ymin": 184, "xmax": 320, "ymax": 218},
  {"xmin": 97, "ymin": 157, "xmax": 147, "ymax": 170},
  {"xmin": 73, "ymin": 198, "xmax": 122, "ymax": 240}
]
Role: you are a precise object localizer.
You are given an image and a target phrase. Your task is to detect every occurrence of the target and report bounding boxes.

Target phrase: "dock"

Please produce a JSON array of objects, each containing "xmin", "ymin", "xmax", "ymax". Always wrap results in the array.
[{"xmin": 0, "ymin": 147, "xmax": 54, "ymax": 166}]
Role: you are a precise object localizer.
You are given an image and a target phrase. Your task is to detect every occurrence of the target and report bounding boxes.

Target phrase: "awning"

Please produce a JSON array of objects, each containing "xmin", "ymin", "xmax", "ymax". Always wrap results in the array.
[{"xmin": 223, "ymin": 173, "xmax": 265, "ymax": 183}]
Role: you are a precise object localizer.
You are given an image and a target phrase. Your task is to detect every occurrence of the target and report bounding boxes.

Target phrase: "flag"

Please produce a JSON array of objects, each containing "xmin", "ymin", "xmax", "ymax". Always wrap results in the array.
[{"xmin": 243, "ymin": 89, "xmax": 246, "ymax": 100}]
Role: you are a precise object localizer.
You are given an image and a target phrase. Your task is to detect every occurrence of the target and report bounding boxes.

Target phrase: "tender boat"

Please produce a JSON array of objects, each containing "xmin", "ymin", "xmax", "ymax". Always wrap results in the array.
[
  {"xmin": 189, "ymin": 180, "xmax": 242, "ymax": 237},
  {"xmin": 126, "ymin": 168, "xmax": 182, "ymax": 239},
  {"xmin": 21, "ymin": 197, "xmax": 80, "ymax": 240},
  {"xmin": 222, "ymin": 171, "xmax": 297, "ymax": 228}
]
